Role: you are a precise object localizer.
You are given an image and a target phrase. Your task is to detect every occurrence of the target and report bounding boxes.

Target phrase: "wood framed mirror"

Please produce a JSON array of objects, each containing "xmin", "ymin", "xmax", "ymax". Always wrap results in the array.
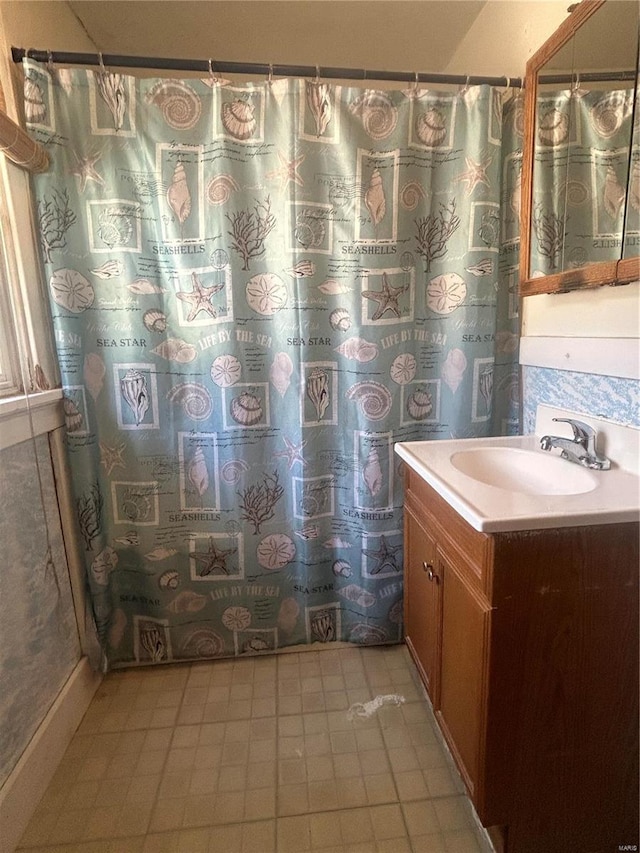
[{"xmin": 520, "ymin": 0, "xmax": 639, "ymax": 296}]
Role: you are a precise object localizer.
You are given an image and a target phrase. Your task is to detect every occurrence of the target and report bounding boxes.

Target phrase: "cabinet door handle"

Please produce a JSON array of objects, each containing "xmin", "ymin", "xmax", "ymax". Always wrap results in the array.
[{"xmin": 422, "ymin": 561, "xmax": 433, "ymax": 573}]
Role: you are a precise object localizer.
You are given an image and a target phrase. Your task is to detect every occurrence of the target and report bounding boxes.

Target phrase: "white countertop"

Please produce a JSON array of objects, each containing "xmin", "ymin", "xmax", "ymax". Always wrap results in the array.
[{"xmin": 395, "ymin": 434, "xmax": 640, "ymax": 533}]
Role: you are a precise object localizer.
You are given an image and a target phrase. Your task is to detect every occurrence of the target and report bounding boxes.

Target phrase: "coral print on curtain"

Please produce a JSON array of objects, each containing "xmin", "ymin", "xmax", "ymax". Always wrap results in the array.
[{"xmin": 24, "ymin": 59, "xmax": 520, "ymax": 669}]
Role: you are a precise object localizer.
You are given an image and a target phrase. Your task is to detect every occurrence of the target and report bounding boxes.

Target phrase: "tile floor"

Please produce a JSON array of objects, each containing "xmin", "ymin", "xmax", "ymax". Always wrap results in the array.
[{"xmin": 17, "ymin": 644, "xmax": 492, "ymax": 853}]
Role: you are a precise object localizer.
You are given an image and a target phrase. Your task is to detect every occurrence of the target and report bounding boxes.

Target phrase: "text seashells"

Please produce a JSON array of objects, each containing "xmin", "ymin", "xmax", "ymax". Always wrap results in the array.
[
  {"xmin": 230, "ymin": 392, "xmax": 263, "ymax": 426},
  {"xmin": 246, "ymin": 273, "xmax": 288, "ymax": 315},
  {"xmin": 270, "ymin": 351, "xmax": 293, "ymax": 397},
  {"xmin": 50, "ymin": 269, "xmax": 95, "ymax": 313},
  {"xmin": 350, "ymin": 91, "xmax": 397, "ymax": 139},
  {"xmin": 257, "ymin": 534, "xmax": 296, "ymax": 570},
  {"xmin": 146, "ymin": 80, "xmax": 202, "ymax": 129},
  {"xmin": 167, "ymin": 382, "xmax": 213, "ymax": 420},
  {"xmin": 222, "ymin": 98, "xmax": 257, "ymax": 140},
  {"xmin": 334, "ymin": 337, "xmax": 378, "ymax": 363},
  {"xmin": 151, "ymin": 338, "xmax": 197, "ymax": 363},
  {"xmin": 207, "ymin": 174, "xmax": 240, "ymax": 205},
  {"xmin": 143, "ymin": 309, "xmax": 167, "ymax": 333},
  {"xmin": 538, "ymin": 108, "xmax": 569, "ymax": 146},
  {"xmin": 346, "ymin": 381, "xmax": 392, "ymax": 421},
  {"xmin": 427, "ymin": 273, "xmax": 466, "ymax": 315},
  {"xmin": 416, "ymin": 107, "xmax": 447, "ymax": 146},
  {"xmin": 390, "ymin": 353, "xmax": 417, "ymax": 385},
  {"xmin": 211, "ymin": 354, "xmax": 242, "ymax": 387}
]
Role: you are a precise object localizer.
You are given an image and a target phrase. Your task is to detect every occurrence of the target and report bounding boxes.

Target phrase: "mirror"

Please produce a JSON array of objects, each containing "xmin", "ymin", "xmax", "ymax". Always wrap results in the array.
[{"xmin": 520, "ymin": 0, "xmax": 639, "ymax": 296}]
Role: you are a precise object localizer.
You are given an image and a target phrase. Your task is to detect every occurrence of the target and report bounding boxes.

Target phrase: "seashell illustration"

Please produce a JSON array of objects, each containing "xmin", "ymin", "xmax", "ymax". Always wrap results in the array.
[
  {"xmin": 97, "ymin": 207, "xmax": 133, "ymax": 249},
  {"xmin": 603, "ymin": 165, "xmax": 625, "ymax": 219},
  {"xmin": 590, "ymin": 91, "xmax": 632, "ymax": 139},
  {"xmin": 334, "ymin": 337, "xmax": 378, "ymax": 363},
  {"xmin": 222, "ymin": 605, "xmax": 251, "ymax": 631},
  {"xmin": 50, "ymin": 269, "xmax": 95, "ymax": 313},
  {"xmin": 120, "ymin": 369, "xmax": 149, "ymax": 426},
  {"xmin": 207, "ymin": 174, "xmax": 240, "ymax": 205},
  {"xmin": 442, "ymin": 348, "xmax": 467, "ymax": 393},
  {"xmin": 115, "ymin": 530, "xmax": 139, "ymax": 546},
  {"xmin": 400, "ymin": 181, "xmax": 426, "ymax": 211},
  {"xmin": 388, "ymin": 598, "xmax": 403, "ymax": 627},
  {"xmin": 246, "ymin": 273, "xmax": 288, "ymax": 315},
  {"xmin": 167, "ymin": 161, "xmax": 192, "ymax": 227},
  {"xmin": 122, "ymin": 491, "xmax": 151, "ymax": 523},
  {"xmin": 159, "ymin": 570, "xmax": 180, "ymax": 590},
  {"xmin": 221, "ymin": 459, "xmax": 249, "ymax": 484},
  {"xmin": 167, "ymin": 591, "xmax": 207, "ymax": 614},
  {"xmin": 211, "ymin": 354, "xmax": 242, "ymax": 387},
  {"xmin": 310, "ymin": 609, "xmax": 336, "ymax": 643},
  {"xmin": 188, "ymin": 446, "xmax": 209, "ymax": 496},
  {"xmin": 350, "ymin": 91, "xmax": 397, "ymax": 139},
  {"xmin": 91, "ymin": 546, "xmax": 118, "ymax": 586},
  {"xmin": 390, "ymin": 353, "xmax": 417, "ymax": 386},
  {"xmin": 146, "ymin": 547, "xmax": 178, "ymax": 562},
  {"xmin": 63, "ymin": 396, "xmax": 84, "ymax": 432},
  {"xmin": 318, "ymin": 278, "xmax": 350, "ymax": 295},
  {"xmin": 33, "ymin": 364, "xmax": 50, "ymax": 392},
  {"xmin": 306, "ymin": 368, "xmax": 330, "ymax": 420},
  {"xmin": 108, "ymin": 608, "xmax": 127, "ymax": 650},
  {"xmin": 277, "ymin": 597, "xmax": 299, "ymax": 633},
  {"xmin": 346, "ymin": 381, "xmax": 392, "ymax": 421},
  {"xmin": 479, "ymin": 365, "xmax": 494, "ymax": 412},
  {"xmin": 294, "ymin": 209, "xmax": 326, "ymax": 249},
  {"xmin": 83, "ymin": 353, "xmax": 106, "ymax": 401},
  {"xmin": 306, "ymin": 81, "xmax": 332, "ymax": 136},
  {"xmin": 566, "ymin": 179, "xmax": 589, "ymax": 207},
  {"xmin": 90, "ymin": 259, "xmax": 123, "ymax": 279},
  {"xmin": 332, "ymin": 559, "xmax": 352, "ymax": 578},
  {"xmin": 127, "ymin": 278, "xmax": 166, "ymax": 295},
  {"xmin": 338, "ymin": 584, "xmax": 376, "ymax": 608},
  {"xmin": 55, "ymin": 68, "xmax": 74, "ymax": 96},
  {"xmin": 270, "ymin": 351, "xmax": 293, "ymax": 397},
  {"xmin": 416, "ymin": 107, "xmax": 447, "ymax": 146},
  {"xmin": 427, "ymin": 273, "xmax": 467, "ymax": 315},
  {"xmin": 364, "ymin": 168, "xmax": 386, "ymax": 227},
  {"xmin": 96, "ymin": 71, "xmax": 127, "ymax": 130},
  {"xmin": 324, "ymin": 537, "xmax": 352, "ymax": 549},
  {"xmin": 538, "ymin": 108, "xmax": 569, "ymax": 146},
  {"xmin": 152, "ymin": 338, "xmax": 197, "ymax": 363},
  {"xmin": 222, "ymin": 98, "xmax": 257, "ymax": 140},
  {"xmin": 257, "ymin": 533, "xmax": 296, "ymax": 569},
  {"xmin": 407, "ymin": 387, "xmax": 434, "ymax": 421},
  {"xmin": 167, "ymin": 382, "xmax": 213, "ymax": 420},
  {"xmin": 146, "ymin": 80, "xmax": 201, "ymax": 129},
  {"xmin": 362, "ymin": 448, "xmax": 383, "ymax": 496},
  {"xmin": 230, "ymin": 392, "xmax": 263, "ymax": 426},
  {"xmin": 630, "ymin": 161, "xmax": 640, "ymax": 213},
  {"xmin": 286, "ymin": 259, "xmax": 316, "ymax": 278},
  {"xmin": 495, "ymin": 330, "xmax": 519, "ymax": 355},
  {"xmin": 181, "ymin": 627, "xmax": 225, "ymax": 658},
  {"xmin": 24, "ymin": 77, "xmax": 47, "ymax": 123},
  {"xmin": 329, "ymin": 308, "xmax": 352, "ymax": 332},
  {"xmin": 465, "ymin": 258, "xmax": 494, "ymax": 277},
  {"xmin": 143, "ymin": 309, "xmax": 168, "ymax": 333},
  {"xmin": 350, "ymin": 623, "xmax": 387, "ymax": 644}
]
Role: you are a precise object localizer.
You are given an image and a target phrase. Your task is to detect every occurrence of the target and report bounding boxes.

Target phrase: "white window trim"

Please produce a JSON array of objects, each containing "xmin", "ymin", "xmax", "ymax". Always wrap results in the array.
[{"xmin": 0, "ymin": 388, "xmax": 64, "ymax": 451}]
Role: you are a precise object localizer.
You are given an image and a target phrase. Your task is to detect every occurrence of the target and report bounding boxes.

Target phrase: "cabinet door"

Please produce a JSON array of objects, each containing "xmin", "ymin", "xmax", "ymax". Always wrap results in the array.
[
  {"xmin": 404, "ymin": 504, "xmax": 440, "ymax": 698},
  {"xmin": 437, "ymin": 551, "xmax": 490, "ymax": 799}
]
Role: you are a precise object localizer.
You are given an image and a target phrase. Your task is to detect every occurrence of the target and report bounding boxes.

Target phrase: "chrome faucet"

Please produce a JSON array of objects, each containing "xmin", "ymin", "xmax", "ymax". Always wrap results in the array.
[{"xmin": 540, "ymin": 417, "xmax": 611, "ymax": 470}]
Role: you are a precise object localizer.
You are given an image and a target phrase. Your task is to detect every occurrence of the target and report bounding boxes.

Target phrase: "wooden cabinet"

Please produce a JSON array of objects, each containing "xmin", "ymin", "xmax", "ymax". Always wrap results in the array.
[{"xmin": 403, "ymin": 467, "xmax": 639, "ymax": 853}]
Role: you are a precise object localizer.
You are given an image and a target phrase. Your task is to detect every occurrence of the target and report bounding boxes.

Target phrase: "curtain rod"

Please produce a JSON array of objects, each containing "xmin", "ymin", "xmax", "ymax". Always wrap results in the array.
[{"xmin": 12, "ymin": 47, "xmax": 522, "ymax": 88}]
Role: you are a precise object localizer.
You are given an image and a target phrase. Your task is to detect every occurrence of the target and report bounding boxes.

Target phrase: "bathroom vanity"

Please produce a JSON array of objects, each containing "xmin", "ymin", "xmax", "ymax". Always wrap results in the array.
[{"xmin": 396, "ymin": 426, "xmax": 639, "ymax": 853}]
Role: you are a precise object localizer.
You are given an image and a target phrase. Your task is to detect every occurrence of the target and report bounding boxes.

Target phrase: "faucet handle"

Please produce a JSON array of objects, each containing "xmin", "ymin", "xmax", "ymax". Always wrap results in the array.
[{"xmin": 552, "ymin": 417, "xmax": 596, "ymax": 444}]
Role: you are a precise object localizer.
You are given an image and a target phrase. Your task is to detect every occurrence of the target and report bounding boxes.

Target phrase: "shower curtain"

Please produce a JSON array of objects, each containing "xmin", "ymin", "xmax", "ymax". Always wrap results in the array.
[{"xmin": 23, "ymin": 59, "xmax": 521, "ymax": 669}]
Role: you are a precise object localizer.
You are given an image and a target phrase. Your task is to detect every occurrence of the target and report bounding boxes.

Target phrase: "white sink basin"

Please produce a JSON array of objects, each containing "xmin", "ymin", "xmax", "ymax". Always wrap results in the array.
[{"xmin": 450, "ymin": 447, "xmax": 597, "ymax": 496}]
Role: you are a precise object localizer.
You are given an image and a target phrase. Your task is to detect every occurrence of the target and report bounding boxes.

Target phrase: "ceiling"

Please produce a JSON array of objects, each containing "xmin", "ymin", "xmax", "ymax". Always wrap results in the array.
[{"xmin": 65, "ymin": 1, "xmax": 489, "ymax": 76}]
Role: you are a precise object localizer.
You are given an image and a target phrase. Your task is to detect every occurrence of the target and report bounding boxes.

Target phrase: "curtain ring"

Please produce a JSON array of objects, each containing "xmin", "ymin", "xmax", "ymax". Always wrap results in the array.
[
  {"xmin": 315, "ymin": 65, "xmax": 320, "ymax": 84},
  {"xmin": 47, "ymin": 51, "xmax": 55, "ymax": 74},
  {"xmin": 267, "ymin": 62, "xmax": 274, "ymax": 86},
  {"xmin": 413, "ymin": 72, "xmax": 420, "ymax": 98},
  {"xmin": 459, "ymin": 75, "xmax": 471, "ymax": 96},
  {"xmin": 98, "ymin": 52, "xmax": 106, "ymax": 74},
  {"xmin": 571, "ymin": 73, "xmax": 580, "ymax": 95}
]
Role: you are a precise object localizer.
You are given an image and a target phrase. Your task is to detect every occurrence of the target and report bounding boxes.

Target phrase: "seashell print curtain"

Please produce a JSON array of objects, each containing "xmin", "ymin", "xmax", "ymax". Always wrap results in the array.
[
  {"xmin": 23, "ymin": 59, "xmax": 521, "ymax": 669},
  {"xmin": 531, "ymin": 85, "xmax": 639, "ymax": 272}
]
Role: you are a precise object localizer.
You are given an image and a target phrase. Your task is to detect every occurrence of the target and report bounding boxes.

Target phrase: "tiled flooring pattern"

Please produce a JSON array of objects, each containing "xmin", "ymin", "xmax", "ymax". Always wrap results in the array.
[{"xmin": 17, "ymin": 644, "xmax": 491, "ymax": 852}]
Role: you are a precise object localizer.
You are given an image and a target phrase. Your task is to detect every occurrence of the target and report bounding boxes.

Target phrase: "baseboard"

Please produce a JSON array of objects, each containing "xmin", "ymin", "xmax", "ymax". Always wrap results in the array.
[{"xmin": 0, "ymin": 656, "xmax": 102, "ymax": 853}]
